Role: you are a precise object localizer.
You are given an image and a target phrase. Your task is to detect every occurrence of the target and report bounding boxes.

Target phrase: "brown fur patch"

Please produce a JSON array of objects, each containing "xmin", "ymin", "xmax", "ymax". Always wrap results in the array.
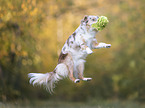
[
  {"xmin": 53, "ymin": 68, "xmax": 56, "ymax": 73},
  {"xmin": 92, "ymin": 40, "xmax": 98, "ymax": 48},
  {"xmin": 58, "ymin": 52, "xmax": 68, "ymax": 63}
]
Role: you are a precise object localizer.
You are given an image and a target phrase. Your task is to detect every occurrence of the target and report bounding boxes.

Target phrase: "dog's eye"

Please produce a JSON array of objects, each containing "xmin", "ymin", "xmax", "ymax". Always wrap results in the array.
[{"xmin": 92, "ymin": 19, "xmax": 96, "ymax": 21}]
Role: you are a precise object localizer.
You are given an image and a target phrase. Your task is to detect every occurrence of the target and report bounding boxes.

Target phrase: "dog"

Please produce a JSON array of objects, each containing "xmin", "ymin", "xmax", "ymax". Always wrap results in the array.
[{"xmin": 28, "ymin": 15, "xmax": 111, "ymax": 93}]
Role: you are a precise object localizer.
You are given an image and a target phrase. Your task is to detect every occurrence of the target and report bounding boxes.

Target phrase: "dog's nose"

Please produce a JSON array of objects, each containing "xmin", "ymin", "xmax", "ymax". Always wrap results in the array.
[{"xmin": 96, "ymin": 16, "xmax": 99, "ymax": 19}]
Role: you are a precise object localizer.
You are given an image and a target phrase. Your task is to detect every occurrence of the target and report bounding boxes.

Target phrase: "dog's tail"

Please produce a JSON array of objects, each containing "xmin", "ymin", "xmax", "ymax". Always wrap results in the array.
[{"xmin": 28, "ymin": 63, "xmax": 68, "ymax": 93}]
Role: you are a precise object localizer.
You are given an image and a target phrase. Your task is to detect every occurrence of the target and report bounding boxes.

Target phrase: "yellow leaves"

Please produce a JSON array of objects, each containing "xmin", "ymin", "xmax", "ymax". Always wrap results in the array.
[
  {"xmin": 30, "ymin": 8, "xmax": 38, "ymax": 16},
  {"xmin": 0, "ymin": 50, "xmax": 8, "ymax": 59},
  {"xmin": 7, "ymin": 2, "xmax": 14, "ymax": 10},
  {"xmin": 36, "ymin": 18, "xmax": 58, "ymax": 70},
  {"xmin": 21, "ymin": 2, "xmax": 37, "ymax": 15},
  {"xmin": 21, "ymin": 3, "xmax": 26, "ymax": 9},
  {"xmin": 28, "ymin": 59, "xmax": 33, "ymax": 65},
  {"xmin": 16, "ymin": 44, "xmax": 22, "ymax": 51},
  {"xmin": 32, "ymin": 0, "xmax": 36, "ymax": 6},
  {"xmin": 21, "ymin": 3, "xmax": 28, "ymax": 14},
  {"xmin": 22, "ymin": 59, "xmax": 33, "ymax": 65},
  {"xmin": 34, "ymin": 55, "xmax": 40, "ymax": 64},
  {"xmin": 112, "ymin": 75, "xmax": 121, "ymax": 92},
  {"xmin": 21, "ymin": 51, "xmax": 28, "ymax": 57},
  {"xmin": 22, "ymin": 59, "xmax": 27, "ymax": 65},
  {"xmin": 112, "ymin": 5, "xmax": 120, "ymax": 14},
  {"xmin": 12, "ymin": 50, "xmax": 28, "ymax": 57},
  {"xmin": 49, "ymin": 4, "xmax": 58, "ymax": 15},
  {"xmin": 10, "ymin": 43, "xmax": 15, "ymax": 52},
  {"xmin": 2, "ymin": 12, "xmax": 12, "ymax": 22}
]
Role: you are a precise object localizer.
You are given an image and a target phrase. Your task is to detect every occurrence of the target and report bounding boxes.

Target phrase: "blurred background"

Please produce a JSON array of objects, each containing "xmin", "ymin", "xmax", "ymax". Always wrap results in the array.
[{"xmin": 0, "ymin": 0, "xmax": 145, "ymax": 107}]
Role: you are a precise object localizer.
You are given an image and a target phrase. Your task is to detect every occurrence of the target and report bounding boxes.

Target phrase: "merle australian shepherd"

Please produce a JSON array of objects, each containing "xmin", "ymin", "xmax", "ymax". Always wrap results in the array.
[{"xmin": 28, "ymin": 15, "xmax": 111, "ymax": 93}]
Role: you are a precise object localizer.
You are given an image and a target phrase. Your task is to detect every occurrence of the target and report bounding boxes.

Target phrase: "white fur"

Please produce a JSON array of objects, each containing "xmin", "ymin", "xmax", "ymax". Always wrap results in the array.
[
  {"xmin": 28, "ymin": 73, "xmax": 50, "ymax": 85},
  {"xmin": 95, "ymin": 42, "xmax": 111, "ymax": 49},
  {"xmin": 74, "ymin": 79, "xmax": 80, "ymax": 83},
  {"xmin": 56, "ymin": 63, "xmax": 68, "ymax": 77},
  {"xmin": 28, "ymin": 63, "xmax": 69, "ymax": 93},
  {"xmin": 83, "ymin": 78, "xmax": 92, "ymax": 81},
  {"xmin": 86, "ymin": 47, "xmax": 93, "ymax": 54}
]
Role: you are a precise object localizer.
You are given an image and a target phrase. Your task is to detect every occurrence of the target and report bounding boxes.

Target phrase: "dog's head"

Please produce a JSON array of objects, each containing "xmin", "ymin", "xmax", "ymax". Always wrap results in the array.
[{"xmin": 81, "ymin": 15, "xmax": 99, "ymax": 27}]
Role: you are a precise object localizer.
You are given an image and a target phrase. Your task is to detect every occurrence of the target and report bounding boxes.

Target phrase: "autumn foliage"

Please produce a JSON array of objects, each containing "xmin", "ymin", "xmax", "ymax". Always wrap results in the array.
[{"xmin": 0, "ymin": 0, "xmax": 145, "ymax": 102}]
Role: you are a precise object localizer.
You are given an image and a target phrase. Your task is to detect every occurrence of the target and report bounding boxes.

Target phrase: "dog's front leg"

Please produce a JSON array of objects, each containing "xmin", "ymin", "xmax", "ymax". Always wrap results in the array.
[
  {"xmin": 92, "ymin": 39, "xmax": 111, "ymax": 49},
  {"xmin": 78, "ymin": 36, "xmax": 93, "ymax": 54},
  {"xmin": 81, "ymin": 44, "xmax": 93, "ymax": 54},
  {"xmin": 95, "ymin": 43, "xmax": 111, "ymax": 49}
]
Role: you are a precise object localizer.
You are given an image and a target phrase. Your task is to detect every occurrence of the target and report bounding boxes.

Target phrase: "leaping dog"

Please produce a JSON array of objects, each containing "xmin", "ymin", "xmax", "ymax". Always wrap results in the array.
[{"xmin": 28, "ymin": 15, "xmax": 111, "ymax": 93}]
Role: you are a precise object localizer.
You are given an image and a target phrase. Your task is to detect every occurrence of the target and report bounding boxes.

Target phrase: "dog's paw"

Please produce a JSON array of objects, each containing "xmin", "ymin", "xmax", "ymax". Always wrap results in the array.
[
  {"xmin": 74, "ymin": 79, "xmax": 80, "ymax": 83},
  {"xmin": 83, "ymin": 78, "xmax": 92, "ymax": 81},
  {"xmin": 98, "ymin": 43, "xmax": 111, "ymax": 48},
  {"xmin": 106, "ymin": 44, "xmax": 111, "ymax": 48},
  {"xmin": 86, "ymin": 47, "xmax": 93, "ymax": 54}
]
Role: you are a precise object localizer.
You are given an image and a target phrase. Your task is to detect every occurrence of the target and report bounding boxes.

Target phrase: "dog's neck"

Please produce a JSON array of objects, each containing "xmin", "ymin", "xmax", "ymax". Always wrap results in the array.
[{"xmin": 76, "ymin": 25, "xmax": 98, "ymax": 38}]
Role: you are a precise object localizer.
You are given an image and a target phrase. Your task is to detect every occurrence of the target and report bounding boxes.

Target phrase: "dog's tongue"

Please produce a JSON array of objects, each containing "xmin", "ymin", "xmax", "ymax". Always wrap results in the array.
[{"xmin": 91, "ymin": 16, "xmax": 109, "ymax": 31}]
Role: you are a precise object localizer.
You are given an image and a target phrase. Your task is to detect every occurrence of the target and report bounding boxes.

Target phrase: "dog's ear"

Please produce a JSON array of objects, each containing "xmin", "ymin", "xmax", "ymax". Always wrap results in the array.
[
  {"xmin": 81, "ymin": 15, "xmax": 88, "ymax": 26},
  {"xmin": 83, "ymin": 15, "xmax": 88, "ymax": 21}
]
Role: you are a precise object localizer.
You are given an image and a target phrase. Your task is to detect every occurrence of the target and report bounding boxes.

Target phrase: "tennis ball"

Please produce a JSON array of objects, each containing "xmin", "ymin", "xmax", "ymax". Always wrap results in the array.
[{"xmin": 91, "ymin": 16, "xmax": 109, "ymax": 31}]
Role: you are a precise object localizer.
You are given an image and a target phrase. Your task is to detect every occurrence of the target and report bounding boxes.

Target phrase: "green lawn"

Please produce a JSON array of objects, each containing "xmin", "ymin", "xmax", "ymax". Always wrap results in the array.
[{"xmin": 0, "ymin": 100, "xmax": 145, "ymax": 108}]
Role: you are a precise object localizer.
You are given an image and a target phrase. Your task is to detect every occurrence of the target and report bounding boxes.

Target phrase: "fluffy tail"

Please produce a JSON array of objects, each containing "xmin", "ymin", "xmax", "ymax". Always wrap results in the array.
[{"xmin": 28, "ymin": 63, "xmax": 68, "ymax": 93}]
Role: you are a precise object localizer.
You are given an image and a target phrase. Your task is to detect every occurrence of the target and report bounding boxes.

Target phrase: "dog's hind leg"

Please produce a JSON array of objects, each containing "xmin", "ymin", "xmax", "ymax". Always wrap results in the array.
[
  {"xmin": 77, "ymin": 60, "xmax": 92, "ymax": 81},
  {"xmin": 68, "ymin": 64, "xmax": 80, "ymax": 83},
  {"xmin": 63, "ymin": 53, "xmax": 80, "ymax": 83}
]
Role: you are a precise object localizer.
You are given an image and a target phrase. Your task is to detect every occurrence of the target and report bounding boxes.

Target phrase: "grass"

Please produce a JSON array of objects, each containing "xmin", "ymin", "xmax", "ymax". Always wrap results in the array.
[{"xmin": 0, "ymin": 100, "xmax": 145, "ymax": 108}]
